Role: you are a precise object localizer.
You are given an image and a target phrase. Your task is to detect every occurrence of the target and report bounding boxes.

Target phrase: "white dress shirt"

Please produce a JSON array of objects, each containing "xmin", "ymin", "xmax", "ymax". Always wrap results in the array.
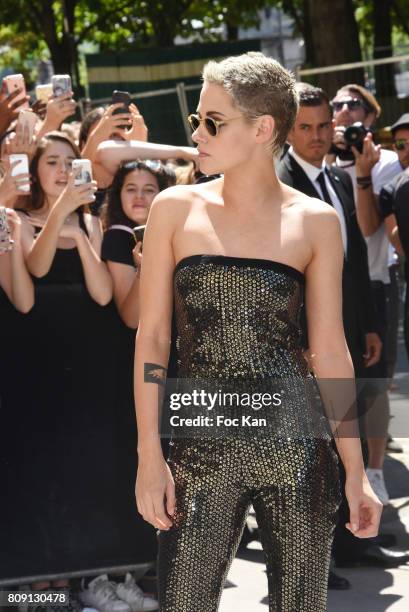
[{"xmin": 289, "ymin": 147, "xmax": 348, "ymax": 254}]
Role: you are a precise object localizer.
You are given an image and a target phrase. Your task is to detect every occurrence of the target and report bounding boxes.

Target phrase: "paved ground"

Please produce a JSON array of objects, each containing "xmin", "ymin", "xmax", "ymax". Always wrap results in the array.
[{"xmin": 219, "ymin": 337, "xmax": 409, "ymax": 611}]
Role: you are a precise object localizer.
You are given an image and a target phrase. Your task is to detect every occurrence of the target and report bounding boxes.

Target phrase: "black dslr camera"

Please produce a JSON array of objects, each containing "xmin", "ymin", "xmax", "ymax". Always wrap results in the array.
[
  {"xmin": 344, "ymin": 122, "xmax": 371, "ymax": 152},
  {"xmin": 331, "ymin": 122, "xmax": 372, "ymax": 160}
]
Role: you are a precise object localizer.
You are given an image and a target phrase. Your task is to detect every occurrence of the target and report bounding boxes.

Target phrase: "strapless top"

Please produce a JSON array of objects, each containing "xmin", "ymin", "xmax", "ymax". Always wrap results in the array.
[{"xmin": 173, "ymin": 254, "xmax": 309, "ymax": 381}]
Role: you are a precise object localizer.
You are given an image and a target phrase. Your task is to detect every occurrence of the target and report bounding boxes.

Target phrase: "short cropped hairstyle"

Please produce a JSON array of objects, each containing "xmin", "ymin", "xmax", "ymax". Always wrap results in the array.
[
  {"xmin": 336, "ymin": 84, "xmax": 381, "ymax": 119},
  {"xmin": 296, "ymin": 82, "xmax": 332, "ymax": 114},
  {"xmin": 202, "ymin": 51, "xmax": 298, "ymax": 158}
]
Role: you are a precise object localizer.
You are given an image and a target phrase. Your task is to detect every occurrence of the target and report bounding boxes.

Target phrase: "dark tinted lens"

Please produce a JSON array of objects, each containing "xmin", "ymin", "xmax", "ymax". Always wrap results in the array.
[
  {"xmin": 394, "ymin": 140, "xmax": 406, "ymax": 151},
  {"xmin": 205, "ymin": 118, "xmax": 217, "ymax": 136},
  {"xmin": 348, "ymin": 99, "xmax": 362, "ymax": 110},
  {"xmin": 332, "ymin": 99, "xmax": 362, "ymax": 112}
]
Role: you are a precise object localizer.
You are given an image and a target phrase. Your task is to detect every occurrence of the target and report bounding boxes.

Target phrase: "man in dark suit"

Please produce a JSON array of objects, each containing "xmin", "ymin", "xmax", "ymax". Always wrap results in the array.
[{"xmin": 277, "ymin": 84, "xmax": 409, "ymax": 576}]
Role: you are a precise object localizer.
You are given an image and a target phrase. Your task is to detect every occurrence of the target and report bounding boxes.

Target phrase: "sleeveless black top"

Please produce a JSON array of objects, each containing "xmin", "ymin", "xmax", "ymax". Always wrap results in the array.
[{"xmin": 21, "ymin": 210, "xmax": 89, "ymax": 285}]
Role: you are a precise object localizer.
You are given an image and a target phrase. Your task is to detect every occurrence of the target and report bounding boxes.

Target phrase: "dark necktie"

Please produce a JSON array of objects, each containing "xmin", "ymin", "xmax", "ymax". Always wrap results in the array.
[{"xmin": 317, "ymin": 171, "xmax": 333, "ymax": 206}]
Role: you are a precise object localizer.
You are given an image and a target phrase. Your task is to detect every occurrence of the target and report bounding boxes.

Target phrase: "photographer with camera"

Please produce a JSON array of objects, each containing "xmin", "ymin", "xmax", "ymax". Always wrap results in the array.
[
  {"xmin": 330, "ymin": 84, "xmax": 403, "ymax": 496},
  {"xmin": 379, "ymin": 113, "xmax": 409, "ymax": 362}
]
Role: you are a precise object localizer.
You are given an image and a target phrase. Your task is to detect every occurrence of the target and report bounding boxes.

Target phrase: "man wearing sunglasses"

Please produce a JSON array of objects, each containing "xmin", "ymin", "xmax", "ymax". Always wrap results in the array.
[
  {"xmin": 331, "ymin": 84, "xmax": 404, "ymax": 456},
  {"xmin": 379, "ymin": 114, "xmax": 409, "ymax": 364}
]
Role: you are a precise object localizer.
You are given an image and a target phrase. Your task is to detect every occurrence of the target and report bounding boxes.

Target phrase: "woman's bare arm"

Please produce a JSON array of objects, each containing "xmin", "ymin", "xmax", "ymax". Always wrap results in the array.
[
  {"xmin": 96, "ymin": 139, "xmax": 198, "ymax": 177},
  {"xmin": 134, "ymin": 187, "xmax": 186, "ymax": 530},
  {"xmin": 305, "ymin": 201, "xmax": 382, "ymax": 538},
  {"xmin": 65, "ymin": 216, "xmax": 113, "ymax": 306},
  {"xmin": 0, "ymin": 209, "xmax": 34, "ymax": 313},
  {"xmin": 107, "ymin": 261, "xmax": 140, "ymax": 328}
]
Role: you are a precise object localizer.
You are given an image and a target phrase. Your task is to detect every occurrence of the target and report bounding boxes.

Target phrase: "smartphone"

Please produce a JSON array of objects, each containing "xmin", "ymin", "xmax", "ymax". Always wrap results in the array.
[
  {"xmin": 72, "ymin": 159, "xmax": 93, "ymax": 186},
  {"xmin": 112, "ymin": 90, "xmax": 131, "ymax": 129},
  {"xmin": 17, "ymin": 110, "xmax": 38, "ymax": 141},
  {"xmin": 35, "ymin": 83, "xmax": 53, "ymax": 103},
  {"xmin": 0, "ymin": 206, "xmax": 14, "ymax": 253},
  {"xmin": 133, "ymin": 225, "xmax": 146, "ymax": 243},
  {"xmin": 3, "ymin": 74, "xmax": 29, "ymax": 109},
  {"xmin": 9, "ymin": 153, "xmax": 30, "ymax": 193},
  {"xmin": 52, "ymin": 74, "xmax": 72, "ymax": 97}
]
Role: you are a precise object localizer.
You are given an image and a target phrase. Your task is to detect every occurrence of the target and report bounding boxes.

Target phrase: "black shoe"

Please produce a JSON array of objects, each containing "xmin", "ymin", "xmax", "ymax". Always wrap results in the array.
[
  {"xmin": 328, "ymin": 570, "xmax": 350, "ymax": 590},
  {"xmin": 386, "ymin": 436, "xmax": 403, "ymax": 453},
  {"xmin": 372, "ymin": 533, "xmax": 397, "ymax": 548},
  {"xmin": 336, "ymin": 545, "xmax": 409, "ymax": 568}
]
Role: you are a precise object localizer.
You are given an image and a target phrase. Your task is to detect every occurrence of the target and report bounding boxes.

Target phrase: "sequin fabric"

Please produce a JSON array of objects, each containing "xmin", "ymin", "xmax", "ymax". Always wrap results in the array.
[{"xmin": 158, "ymin": 255, "xmax": 341, "ymax": 612}]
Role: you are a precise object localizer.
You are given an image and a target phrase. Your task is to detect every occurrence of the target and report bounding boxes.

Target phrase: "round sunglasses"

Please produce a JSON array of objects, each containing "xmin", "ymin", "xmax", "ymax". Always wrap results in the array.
[{"xmin": 187, "ymin": 113, "xmax": 242, "ymax": 137}]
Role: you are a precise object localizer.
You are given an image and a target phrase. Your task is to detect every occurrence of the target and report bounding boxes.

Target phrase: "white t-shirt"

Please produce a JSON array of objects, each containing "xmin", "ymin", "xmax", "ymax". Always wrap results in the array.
[{"xmin": 336, "ymin": 149, "xmax": 401, "ymax": 283}]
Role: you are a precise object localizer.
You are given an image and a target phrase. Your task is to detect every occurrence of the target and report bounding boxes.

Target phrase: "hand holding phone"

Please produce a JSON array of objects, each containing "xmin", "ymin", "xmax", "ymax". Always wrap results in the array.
[
  {"xmin": 72, "ymin": 159, "xmax": 93, "ymax": 186},
  {"xmin": 9, "ymin": 154, "xmax": 30, "ymax": 193},
  {"xmin": 17, "ymin": 110, "xmax": 38, "ymax": 144},
  {"xmin": 3, "ymin": 74, "xmax": 29, "ymax": 109},
  {"xmin": 112, "ymin": 90, "xmax": 132, "ymax": 130},
  {"xmin": 133, "ymin": 225, "xmax": 146, "ymax": 244}
]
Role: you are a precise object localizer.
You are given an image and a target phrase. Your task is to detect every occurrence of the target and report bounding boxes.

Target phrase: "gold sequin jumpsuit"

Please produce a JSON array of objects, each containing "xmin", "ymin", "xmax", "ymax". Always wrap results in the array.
[{"xmin": 158, "ymin": 254, "xmax": 341, "ymax": 612}]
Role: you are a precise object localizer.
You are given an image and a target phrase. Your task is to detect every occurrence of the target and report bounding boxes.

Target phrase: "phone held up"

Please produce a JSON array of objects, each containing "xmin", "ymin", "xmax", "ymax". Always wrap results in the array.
[
  {"xmin": 35, "ymin": 83, "xmax": 53, "ymax": 103},
  {"xmin": 52, "ymin": 74, "xmax": 72, "ymax": 98},
  {"xmin": 72, "ymin": 159, "xmax": 93, "ymax": 186},
  {"xmin": 17, "ymin": 109, "xmax": 37, "ymax": 141},
  {"xmin": 133, "ymin": 225, "xmax": 146, "ymax": 244},
  {"xmin": 0, "ymin": 207, "xmax": 14, "ymax": 253},
  {"xmin": 9, "ymin": 154, "xmax": 30, "ymax": 193},
  {"xmin": 3, "ymin": 74, "xmax": 29, "ymax": 109},
  {"xmin": 112, "ymin": 90, "xmax": 132, "ymax": 130}
]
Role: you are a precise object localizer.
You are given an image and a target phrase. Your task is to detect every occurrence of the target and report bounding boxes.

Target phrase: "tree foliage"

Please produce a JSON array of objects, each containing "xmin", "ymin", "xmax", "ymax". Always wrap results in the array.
[{"xmin": 0, "ymin": 0, "xmax": 407, "ymax": 93}]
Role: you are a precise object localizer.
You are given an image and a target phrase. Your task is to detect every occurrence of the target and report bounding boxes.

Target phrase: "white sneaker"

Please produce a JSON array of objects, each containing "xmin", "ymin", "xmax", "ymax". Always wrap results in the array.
[
  {"xmin": 79, "ymin": 575, "xmax": 131, "ymax": 612},
  {"xmin": 366, "ymin": 468, "xmax": 390, "ymax": 505},
  {"xmin": 116, "ymin": 573, "xmax": 158, "ymax": 612}
]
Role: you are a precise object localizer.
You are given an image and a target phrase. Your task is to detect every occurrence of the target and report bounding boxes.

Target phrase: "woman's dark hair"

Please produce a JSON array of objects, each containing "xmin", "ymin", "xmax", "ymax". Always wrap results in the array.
[
  {"xmin": 78, "ymin": 107, "xmax": 105, "ymax": 150},
  {"xmin": 102, "ymin": 160, "xmax": 176, "ymax": 229},
  {"xmin": 23, "ymin": 131, "xmax": 81, "ymax": 212}
]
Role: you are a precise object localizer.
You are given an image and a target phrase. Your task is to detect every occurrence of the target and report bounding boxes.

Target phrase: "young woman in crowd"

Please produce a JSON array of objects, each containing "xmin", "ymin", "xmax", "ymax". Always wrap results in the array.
[
  {"xmin": 101, "ymin": 160, "xmax": 176, "ymax": 329},
  {"xmin": 17, "ymin": 131, "xmax": 111, "ymax": 303},
  {"xmin": 1, "ymin": 132, "xmax": 120, "ymax": 593},
  {"xmin": 134, "ymin": 52, "xmax": 382, "ymax": 611}
]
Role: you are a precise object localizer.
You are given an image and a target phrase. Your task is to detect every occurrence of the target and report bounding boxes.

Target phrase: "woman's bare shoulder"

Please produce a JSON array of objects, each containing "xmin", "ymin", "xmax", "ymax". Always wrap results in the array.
[{"xmin": 150, "ymin": 180, "xmax": 219, "ymax": 216}]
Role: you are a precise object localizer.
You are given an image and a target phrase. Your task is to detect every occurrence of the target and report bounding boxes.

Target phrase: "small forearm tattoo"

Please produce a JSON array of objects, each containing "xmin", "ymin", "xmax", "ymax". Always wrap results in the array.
[{"xmin": 144, "ymin": 362, "xmax": 167, "ymax": 386}]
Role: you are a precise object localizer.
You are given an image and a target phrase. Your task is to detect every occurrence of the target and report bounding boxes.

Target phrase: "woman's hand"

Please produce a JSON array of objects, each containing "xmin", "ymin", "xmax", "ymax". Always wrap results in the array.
[
  {"xmin": 91, "ymin": 104, "xmax": 132, "ymax": 141},
  {"xmin": 54, "ymin": 172, "xmax": 97, "ymax": 217},
  {"xmin": 3, "ymin": 119, "xmax": 38, "ymax": 160},
  {"xmin": 0, "ymin": 158, "xmax": 31, "ymax": 206},
  {"xmin": 0, "ymin": 85, "xmax": 30, "ymax": 135},
  {"xmin": 136, "ymin": 454, "xmax": 176, "ymax": 530},
  {"xmin": 5, "ymin": 208, "xmax": 23, "ymax": 243},
  {"xmin": 42, "ymin": 92, "xmax": 77, "ymax": 130},
  {"xmin": 180, "ymin": 146, "xmax": 199, "ymax": 167},
  {"xmin": 132, "ymin": 240, "xmax": 143, "ymax": 270},
  {"xmin": 345, "ymin": 473, "xmax": 383, "ymax": 538},
  {"xmin": 125, "ymin": 103, "xmax": 148, "ymax": 142}
]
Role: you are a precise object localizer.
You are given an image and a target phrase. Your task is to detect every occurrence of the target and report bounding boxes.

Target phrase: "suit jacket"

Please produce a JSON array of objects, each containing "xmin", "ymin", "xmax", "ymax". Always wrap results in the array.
[{"xmin": 276, "ymin": 152, "xmax": 376, "ymax": 368}]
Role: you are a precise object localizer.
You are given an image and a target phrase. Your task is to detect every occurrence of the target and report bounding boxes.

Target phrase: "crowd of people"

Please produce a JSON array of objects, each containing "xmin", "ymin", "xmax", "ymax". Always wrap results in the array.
[{"xmin": 0, "ymin": 61, "xmax": 409, "ymax": 611}]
